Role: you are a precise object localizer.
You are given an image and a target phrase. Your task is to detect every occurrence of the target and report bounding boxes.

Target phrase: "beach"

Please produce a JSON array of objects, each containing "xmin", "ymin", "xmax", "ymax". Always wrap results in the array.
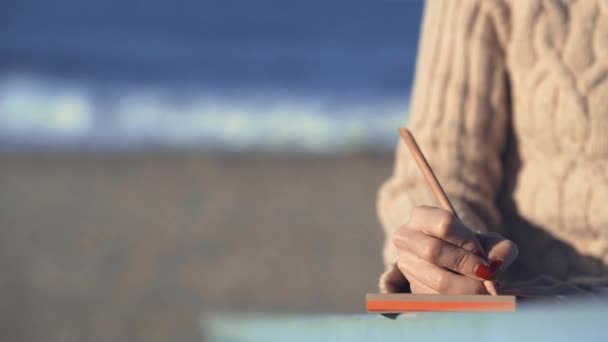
[{"xmin": 0, "ymin": 152, "xmax": 393, "ymax": 341}]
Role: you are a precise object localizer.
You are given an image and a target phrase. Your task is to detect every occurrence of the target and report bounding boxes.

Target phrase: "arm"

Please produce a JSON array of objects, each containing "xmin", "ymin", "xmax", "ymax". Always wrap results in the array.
[{"xmin": 378, "ymin": 0, "xmax": 511, "ymax": 293}]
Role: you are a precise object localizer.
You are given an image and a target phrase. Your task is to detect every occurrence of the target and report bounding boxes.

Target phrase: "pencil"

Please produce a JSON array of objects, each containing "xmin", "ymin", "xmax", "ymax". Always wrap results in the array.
[{"xmin": 398, "ymin": 128, "xmax": 498, "ymax": 296}]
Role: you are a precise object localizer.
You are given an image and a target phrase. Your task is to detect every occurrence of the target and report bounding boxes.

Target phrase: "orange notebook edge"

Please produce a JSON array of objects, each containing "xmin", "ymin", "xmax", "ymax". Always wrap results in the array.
[{"xmin": 366, "ymin": 293, "xmax": 516, "ymax": 313}]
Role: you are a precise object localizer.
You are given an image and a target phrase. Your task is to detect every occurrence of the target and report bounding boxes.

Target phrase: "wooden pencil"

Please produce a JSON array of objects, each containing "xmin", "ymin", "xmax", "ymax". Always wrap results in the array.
[{"xmin": 398, "ymin": 128, "xmax": 498, "ymax": 296}]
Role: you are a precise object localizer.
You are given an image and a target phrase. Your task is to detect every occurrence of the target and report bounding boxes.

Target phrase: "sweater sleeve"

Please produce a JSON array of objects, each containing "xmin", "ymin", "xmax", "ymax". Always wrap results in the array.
[{"xmin": 377, "ymin": 0, "xmax": 511, "ymax": 293}]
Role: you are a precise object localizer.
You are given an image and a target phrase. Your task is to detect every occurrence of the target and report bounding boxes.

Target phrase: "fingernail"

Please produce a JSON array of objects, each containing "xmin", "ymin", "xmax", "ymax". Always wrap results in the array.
[
  {"xmin": 473, "ymin": 249, "xmax": 486, "ymax": 258},
  {"xmin": 475, "ymin": 264, "xmax": 494, "ymax": 280},
  {"xmin": 490, "ymin": 260, "xmax": 503, "ymax": 272}
]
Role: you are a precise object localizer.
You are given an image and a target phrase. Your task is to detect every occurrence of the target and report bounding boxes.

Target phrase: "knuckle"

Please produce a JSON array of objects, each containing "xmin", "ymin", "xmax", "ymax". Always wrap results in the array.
[
  {"xmin": 396, "ymin": 223, "xmax": 413, "ymax": 235},
  {"xmin": 391, "ymin": 235, "xmax": 405, "ymax": 250},
  {"xmin": 436, "ymin": 211, "xmax": 456, "ymax": 237},
  {"xmin": 420, "ymin": 239, "xmax": 442, "ymax": 262},
  {"xmin": 392, "ymin": 225, "xmax": 411, "ymax": 249},
  {"xmin": 391, "ymin": 235, "xmax": 400, "ymax": 249}
]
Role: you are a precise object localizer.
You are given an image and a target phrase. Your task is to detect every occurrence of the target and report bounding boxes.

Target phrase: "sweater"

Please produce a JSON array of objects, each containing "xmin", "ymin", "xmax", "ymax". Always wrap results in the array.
[{"xmin": 378, "ymin": 0, "xmax": 608, "ymax": 293}]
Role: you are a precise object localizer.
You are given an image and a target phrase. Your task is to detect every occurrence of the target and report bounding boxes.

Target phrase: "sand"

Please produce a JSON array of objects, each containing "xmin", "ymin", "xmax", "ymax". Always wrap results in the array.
[{"xmin": 0, "ymin": 152, "xmax": 393, "ymax": 341}]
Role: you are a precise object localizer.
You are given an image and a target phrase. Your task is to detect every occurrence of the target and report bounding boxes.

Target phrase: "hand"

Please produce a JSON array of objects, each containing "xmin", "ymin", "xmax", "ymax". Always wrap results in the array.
[{"xmin": 393, "ymin": 206, "xmax": 518, "ymax": 294}]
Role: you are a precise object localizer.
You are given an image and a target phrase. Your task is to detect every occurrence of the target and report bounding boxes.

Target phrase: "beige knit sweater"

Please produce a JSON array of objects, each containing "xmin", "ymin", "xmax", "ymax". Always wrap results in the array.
[{"xmin": 378, "ymin": 0, "xmax": 608, "ymax": 294}]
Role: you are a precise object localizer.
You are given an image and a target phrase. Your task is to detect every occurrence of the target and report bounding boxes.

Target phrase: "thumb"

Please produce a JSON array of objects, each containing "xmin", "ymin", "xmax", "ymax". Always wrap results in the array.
[{"xmin": 476, "ymin": 232, "xmax": 518, "ymax": 274}]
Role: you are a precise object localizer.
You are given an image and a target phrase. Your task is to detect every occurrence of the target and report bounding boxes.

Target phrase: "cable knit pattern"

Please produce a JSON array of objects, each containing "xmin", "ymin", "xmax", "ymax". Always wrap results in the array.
[{"xmin": 378, "ymin": 0, "xmax": 608, "ymax": 293}]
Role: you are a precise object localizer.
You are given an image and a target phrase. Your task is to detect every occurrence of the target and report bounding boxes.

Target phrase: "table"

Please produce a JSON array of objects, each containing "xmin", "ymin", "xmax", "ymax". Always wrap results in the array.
[{"xmin": 202, "ymin": 297, "xmax": 607, "ymax": 341}]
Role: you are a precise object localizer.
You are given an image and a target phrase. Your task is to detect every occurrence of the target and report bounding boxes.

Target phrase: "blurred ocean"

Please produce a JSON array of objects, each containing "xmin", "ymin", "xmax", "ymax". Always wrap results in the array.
[{"xmin": 0, "ymin": 0, "xmax": 423, "ymax": 153}]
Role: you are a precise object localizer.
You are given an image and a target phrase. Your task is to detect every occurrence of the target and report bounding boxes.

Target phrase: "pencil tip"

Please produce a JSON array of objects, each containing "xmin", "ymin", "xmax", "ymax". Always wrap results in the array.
[{"xmin": 485, "ymin": 281, "xmax": 498, "ymax": 296}]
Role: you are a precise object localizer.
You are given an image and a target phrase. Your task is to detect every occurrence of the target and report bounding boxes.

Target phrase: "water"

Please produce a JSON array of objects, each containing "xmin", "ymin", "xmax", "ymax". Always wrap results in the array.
[{"xmin": 0, "ymin": 0, "xmax": 423, "ymax": 153}]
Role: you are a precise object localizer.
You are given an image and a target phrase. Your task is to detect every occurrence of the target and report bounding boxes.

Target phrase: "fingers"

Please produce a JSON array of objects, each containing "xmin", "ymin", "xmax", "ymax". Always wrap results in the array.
[
  {"xmin": 408, "ymin": 206, "xmax": 482, "ymax": 254},
  {"xmin": 392, "ymin": 205, "xmax": 519, "ymax": 294},
  {"xmin": 397, "ymin": 251, "xmax": 487, "ymax": 294},
  {"xmin": 393, "ymin": 229, "xmax": 493, "ymax": 281}
]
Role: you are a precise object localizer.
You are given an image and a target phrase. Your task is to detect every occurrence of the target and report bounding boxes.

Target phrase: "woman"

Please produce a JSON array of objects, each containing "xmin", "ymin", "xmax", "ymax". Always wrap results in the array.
[{"xmin": 379, "ymin": 0, "xmax": 608, "ymax": 295}]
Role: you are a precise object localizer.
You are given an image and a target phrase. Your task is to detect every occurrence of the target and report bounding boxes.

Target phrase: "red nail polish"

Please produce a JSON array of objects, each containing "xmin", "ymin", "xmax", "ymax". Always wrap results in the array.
[
  {"xmin": 490, "ymin": 260, "xmax": 503, "ymax": 272},
  {"xmin": 475, "ymin": 264, "xmax": 494, "ymax": 280}
]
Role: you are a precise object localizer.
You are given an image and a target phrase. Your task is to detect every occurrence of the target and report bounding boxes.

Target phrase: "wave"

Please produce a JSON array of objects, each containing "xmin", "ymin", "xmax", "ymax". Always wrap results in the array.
[{"xmin": 0, "ymin": 75, "xmax": 409, "ymax": 153}]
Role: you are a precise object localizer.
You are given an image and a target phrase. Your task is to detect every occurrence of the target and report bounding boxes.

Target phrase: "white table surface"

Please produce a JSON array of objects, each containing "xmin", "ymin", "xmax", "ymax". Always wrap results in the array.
[{"xmin": 202, "ymin": 297, "xmax": 607, "ymax": 342}]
